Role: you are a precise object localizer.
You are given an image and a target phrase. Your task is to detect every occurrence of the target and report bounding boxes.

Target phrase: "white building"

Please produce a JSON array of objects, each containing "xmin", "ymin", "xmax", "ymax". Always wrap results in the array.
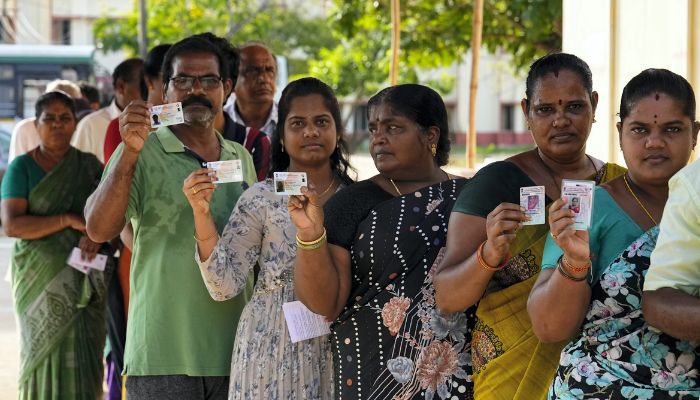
[
  {"xmin": 342, "ymin": 50, "xmax": 532, "ymax": 153},
  {"xmin": 564, "ymin": 0, "xmax": 698, "ymax": 164}
]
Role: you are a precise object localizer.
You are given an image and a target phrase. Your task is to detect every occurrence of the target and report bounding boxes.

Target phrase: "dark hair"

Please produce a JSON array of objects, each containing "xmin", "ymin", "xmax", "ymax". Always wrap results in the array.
[
  {"xmin": 270, "ymin": 77, "xmax": 354, "ymax": 185},
  {"xmin": 112, "ymin": 58, "xmax": 144, "ymax": 87},
  {"xmin": 141, "ymin": 44, "xmax": 171, "ymax": 99},
  {"xmin": 193, "ymin": 33, "xmax": 239, "ymax": 86},
  {"xmin": 162, "ymin": 36, "xmax": 229, "ymax": 86},
  {"xmin": 78, "ymin": 81, "xmax": 100, "ymax": 103},
  {"xmin": 35, "ymin": 91, "xmax": 76, "ymax": 120},
  {"xmin": 525, "ymin": 53, "xmax": 593, "ymax": 109},
  {"xmin": 144, "ymin": 44, "xmax": 172, "ymax": 78},
  {"xmin": 367, "ymin": 84, "xmax": 451, "ymax": 166},
  {"xmin": 619, "ymin": 68, "xmax": 696, "ymax": 121}
]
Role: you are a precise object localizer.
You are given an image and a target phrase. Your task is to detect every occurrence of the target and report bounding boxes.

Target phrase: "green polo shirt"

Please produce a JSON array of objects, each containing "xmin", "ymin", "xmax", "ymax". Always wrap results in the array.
[{"xmin": 105, "ymin": 127, "xmax": 256, "ymax": 376}]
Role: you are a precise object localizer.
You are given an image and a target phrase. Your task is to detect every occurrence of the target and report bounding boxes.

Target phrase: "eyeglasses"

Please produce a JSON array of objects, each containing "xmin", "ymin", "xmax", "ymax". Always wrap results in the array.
[
  {"xmin": 241, "ymin": 66, "xmax": 276, "ymax": 79},
  {"xmin": 169, "ymin": 75, "xmax": 222, "ymax": 91}
]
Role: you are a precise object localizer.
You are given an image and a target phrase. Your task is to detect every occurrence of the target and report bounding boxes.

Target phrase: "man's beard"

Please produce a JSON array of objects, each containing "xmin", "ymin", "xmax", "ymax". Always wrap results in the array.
[{"xmin": 182, "ymin": 95, "xmax": 216, "ymax": 126}]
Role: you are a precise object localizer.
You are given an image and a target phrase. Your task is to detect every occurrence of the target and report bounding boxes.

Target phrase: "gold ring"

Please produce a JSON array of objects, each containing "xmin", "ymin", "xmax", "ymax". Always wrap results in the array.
[
  {"xmin": 551, "ymin": 232, "xmax": 558, "ymax": 240},
  {"xmin": 192, "ymin": 187, "xmax": 198, "ymax": 195}
]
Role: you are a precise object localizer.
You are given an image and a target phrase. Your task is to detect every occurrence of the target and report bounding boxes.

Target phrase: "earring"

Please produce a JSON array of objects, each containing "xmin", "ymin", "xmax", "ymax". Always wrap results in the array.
[
  {"xmin": 593, "ymin": 117, "xmax": 597, "ymax": 123},
  {"xmin": 431, "ymin": 143, "xmax": 437, "ymax": 157},
  {"xmin": 280, "ymin": 139, "xmax": 285, "ymax": 153}
]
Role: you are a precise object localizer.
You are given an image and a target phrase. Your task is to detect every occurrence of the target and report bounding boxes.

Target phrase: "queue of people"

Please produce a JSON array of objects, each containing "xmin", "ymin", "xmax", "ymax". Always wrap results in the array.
[{"xmin": 1, "ymin": 31, "xmax": 699, "ymax": 400}]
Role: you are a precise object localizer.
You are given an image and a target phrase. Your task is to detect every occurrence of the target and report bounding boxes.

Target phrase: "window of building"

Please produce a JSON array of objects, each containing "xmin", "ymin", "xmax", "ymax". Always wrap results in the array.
[
  {"xmin": 501, "ymin": 103, "xmax": 516, "ymax": 131},
  {"xmin": 52, "ymin": 19, "xmax": 71, "ymax": 45}
]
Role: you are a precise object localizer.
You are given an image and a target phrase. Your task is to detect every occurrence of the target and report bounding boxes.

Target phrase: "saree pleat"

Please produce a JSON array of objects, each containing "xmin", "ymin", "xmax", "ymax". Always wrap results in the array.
[
  {"xmin": 10, "ymin": 148, "xmax": 113, "ymax": 400},
  {"xmin": 472, "ymin": 163, "xmax": 626, "ymax": 400}
]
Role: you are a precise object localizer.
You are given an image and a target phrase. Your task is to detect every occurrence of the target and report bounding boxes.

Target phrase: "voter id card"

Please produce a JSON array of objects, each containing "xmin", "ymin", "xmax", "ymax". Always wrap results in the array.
[
  {"xmin": 520, "ymin": 186, "xmax": 545, "ymax": 225},
  {"xmin": 561, "ymin": 179, "xmax": 595, "ymax": 230},
  {"xmin": 273, "ymin": 172, "xmax": 307, "ymax": 195},
  {"xmin": 150, "ymin": 102, "xmax": 184, "ymax": 128},
  {"xmin": 206, "ymin": 160, "xmax": 243, "ymax": 183}
]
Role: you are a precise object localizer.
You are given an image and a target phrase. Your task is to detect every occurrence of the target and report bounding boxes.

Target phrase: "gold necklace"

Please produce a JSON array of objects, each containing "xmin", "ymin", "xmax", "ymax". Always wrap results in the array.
[
  {"xmin": 318, "ymin": 176, "xmax": 337, "ymax": 197},
  {"xmin": 388, "ymin": 177, "xmax": 401, "ymax": 196},
  {"xmin": 623, "ymin": 174, "xmax": 658, "ymax": 226}
]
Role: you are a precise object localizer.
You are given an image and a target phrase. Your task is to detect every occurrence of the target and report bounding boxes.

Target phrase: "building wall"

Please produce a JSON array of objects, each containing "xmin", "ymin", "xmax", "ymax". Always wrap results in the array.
[{"xmin": 563, "ymin": 0, "xmax": 696, "ymax": 164}]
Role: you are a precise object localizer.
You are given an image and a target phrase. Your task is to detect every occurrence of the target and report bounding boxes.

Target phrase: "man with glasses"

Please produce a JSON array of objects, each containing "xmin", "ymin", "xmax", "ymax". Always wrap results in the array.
[
  {"xmin": 223, "ymin": 43, "xmax": 277, "ymax": 181},
  {"xmin": 84, "ymin": 35, "xmax": 256, "ymax": 400}
]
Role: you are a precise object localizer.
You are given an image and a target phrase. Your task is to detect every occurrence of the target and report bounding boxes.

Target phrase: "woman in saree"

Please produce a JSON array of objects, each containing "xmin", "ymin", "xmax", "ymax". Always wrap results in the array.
[
  {"xmin": 289, "ymin": 84, "xmax": 474, "ymax": 400},
  {"xmin": 1, "ymin": 91, "xmax": 114, "ymax": 399},
  {"xmin": 433, "ymin": 53, "xmax": 626, "ymax": 399},
  {"xmin": 529, "ymin": 69, "xmax": 700, "ymax": 398}
]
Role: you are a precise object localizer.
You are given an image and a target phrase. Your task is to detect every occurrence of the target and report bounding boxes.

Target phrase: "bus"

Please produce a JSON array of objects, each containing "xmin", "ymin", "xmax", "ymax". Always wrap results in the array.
[{"xmin": 0, "ymin": 44, "xmax": 94, "ymax": 120}]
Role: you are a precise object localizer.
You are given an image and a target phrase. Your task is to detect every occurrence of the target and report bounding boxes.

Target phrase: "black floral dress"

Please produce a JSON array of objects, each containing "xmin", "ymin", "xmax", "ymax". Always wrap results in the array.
[
  {"xmin": 549, "ymin": 227, "xmax": 700, "ymax": 399},
  {"xmin": 325, "ymin": 179, "xmax": 475, "ymax": 400}
]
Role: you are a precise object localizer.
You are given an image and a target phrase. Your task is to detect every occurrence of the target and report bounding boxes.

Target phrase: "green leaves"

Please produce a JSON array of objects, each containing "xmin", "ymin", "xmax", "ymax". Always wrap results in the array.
[{"xmin": 94, "ymin": 0, "xmax": 561, "ymax": 98}]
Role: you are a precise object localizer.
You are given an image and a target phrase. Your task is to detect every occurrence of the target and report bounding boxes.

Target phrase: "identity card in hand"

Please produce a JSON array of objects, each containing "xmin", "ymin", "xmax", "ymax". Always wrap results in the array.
[
  {"xmin": 283, "ymin": 301, "xmax": 331, "ymax": 343},
  {"xmin": 561, "ymin": 179, "xmax": 595, "ymax": 230},
  {"xmin": 520, "ymin": 186, "xmax": 545, "ymax": 225},
  {"xmin": 206, "ymin": 160, "xmax": 243, "ymax": 183},
  {"xmin": 150, "ymin": 102, "xmax": 184, "ymax": 128},
  {"xmin": 273, "ymin": 172, "xmax": 307, "ymax": 195},
  {"xmin": 67, "ymin": 247, "xmax": 108, "ymax": 274}
]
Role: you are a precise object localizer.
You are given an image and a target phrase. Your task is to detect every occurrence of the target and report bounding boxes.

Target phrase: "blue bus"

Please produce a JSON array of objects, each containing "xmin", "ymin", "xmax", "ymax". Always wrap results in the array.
[{"xmin": 0, "ymin": 44, "xmax": 94, "ymax": 119}]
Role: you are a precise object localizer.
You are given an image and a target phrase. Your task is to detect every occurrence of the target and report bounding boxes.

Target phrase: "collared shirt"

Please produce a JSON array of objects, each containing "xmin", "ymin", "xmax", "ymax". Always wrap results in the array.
[
  {"xmin": 71, "ymin": 100, "xmax": 121, "ymax": 163},
  {"xmin": 646, "ymin": 159, "xmax": 700, "ymax": 297},
  {"xmin": 223, "ymin": 94, "xmax": 278, "ymax": 139},
  {"xmin": 105, "ymin": 127, "xmax": 256, "ymax": 376},
  {"xmin": 223, "ymin": 94, "xmax": 276, "ymax": 180},
  {"xmin": 8, "ymin": 118, "xmax": 39, "ymax": 163}
]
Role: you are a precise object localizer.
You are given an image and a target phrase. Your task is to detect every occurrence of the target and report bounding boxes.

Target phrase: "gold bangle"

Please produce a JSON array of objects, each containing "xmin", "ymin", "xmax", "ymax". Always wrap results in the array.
[
  {"xmin": 194, "ymin": 230, "xmax": 218, "ymax": 242},
  {"xmin": 296, "ymin": 229, "xmax": 327, "ymax": 250},
  {"xmin": 296, "ymin": 228, "xmax": 326, "ymax": 246}
]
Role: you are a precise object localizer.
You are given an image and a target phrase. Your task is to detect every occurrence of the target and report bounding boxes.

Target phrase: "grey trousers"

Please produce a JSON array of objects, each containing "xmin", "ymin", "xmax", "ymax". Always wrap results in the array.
[{"xmin": 125, "ymin": 375, "xmax": 229, "ymax": 400}]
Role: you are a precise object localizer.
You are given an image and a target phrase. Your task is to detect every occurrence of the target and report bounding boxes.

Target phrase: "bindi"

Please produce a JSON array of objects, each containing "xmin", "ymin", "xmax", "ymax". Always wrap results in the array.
[
  {"xmin": 654, "ymin": 114, "xmax": 658, "ymax": 124},
  {"xmin": 558, "ymin": 99, "xmax": 562, "ymax": 106}
]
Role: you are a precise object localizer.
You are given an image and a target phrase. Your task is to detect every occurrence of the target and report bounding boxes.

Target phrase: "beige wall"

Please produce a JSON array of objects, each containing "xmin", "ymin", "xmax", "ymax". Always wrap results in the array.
[{"xmin": 564, "ymin": 0, "xmax": 697, "ymax": 164}]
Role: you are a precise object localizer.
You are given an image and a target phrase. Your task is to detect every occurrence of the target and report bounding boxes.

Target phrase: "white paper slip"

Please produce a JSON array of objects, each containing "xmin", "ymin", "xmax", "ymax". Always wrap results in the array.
[
  {"xmin": 67, "ymin": 247, "xmax": 108, "ymax": 272},
  {"xmin": 150, "ymin": 102, "xmax": 184, "ymax": 128},
  {"xmin": 520, "ymin": 186, "xmax": 545, "ymax": 225},
  {"xmin": 273, "ymin": 172, "xmax": 307, "ymax": 196},
  {"xmin": 206, "ymin": 159, "xmax": 244, "ymax": 183},
  {"xmin": 561, "ymin": 179, "xmax": 595, "ymax": 230},
  {"xmin": 283, "ymin": 301, "xmax": 331, "ymax": 343}
]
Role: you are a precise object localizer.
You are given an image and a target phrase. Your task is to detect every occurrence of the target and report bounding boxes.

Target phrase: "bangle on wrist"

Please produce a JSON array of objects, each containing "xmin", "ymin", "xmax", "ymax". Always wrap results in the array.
[
  {"xmin": 557, "ymin": 260, "xmax": 588, "ymax": 282},
  {"xmin": 194, "ymin": 230, "xmax": 218, "ymax": 242},
  {"xmin": 476, "ymin": 241, "xmax": 509, "ymax": 271},
  {"xmin": 296, "ymin": 228, "xmax": 327, "ymax": 250},
  {"xmin": 562, "ymin": 255, "xmax": 591, "ymax": 274}
]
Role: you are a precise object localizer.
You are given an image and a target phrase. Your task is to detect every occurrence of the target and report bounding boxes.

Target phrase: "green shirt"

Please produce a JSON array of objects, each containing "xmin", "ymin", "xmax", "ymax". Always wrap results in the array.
[
  {"xmin": 542, "ymin": 187, "xmax": 643, "ymax": 283},
  {"xmin": 105, "ymin": 127, "xmax": 256, "ymax": 376}
]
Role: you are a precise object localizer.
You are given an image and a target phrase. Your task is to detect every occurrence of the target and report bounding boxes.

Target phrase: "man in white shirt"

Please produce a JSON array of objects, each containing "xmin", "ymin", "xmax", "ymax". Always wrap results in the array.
[
  {"xmin": 71, "ymin": 58, "xmax": 144, "ymax": 163},
  {"xmin": 8, "ymin": 80, "xmax": 82, "ymax": 163}
]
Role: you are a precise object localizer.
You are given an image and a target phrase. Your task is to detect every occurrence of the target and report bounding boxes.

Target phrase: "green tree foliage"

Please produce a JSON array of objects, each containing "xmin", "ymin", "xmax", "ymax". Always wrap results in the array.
[
  {"xmin": 93, "ymin": 0, "xmax": 338, "ymax": 76},
  {"xmin": 310, "ymin": 0, "xmax": 561, "ymax": 96},
  {"xmin": 95, "ymin": 0, "xmax": 561, "ymax": 97}
]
